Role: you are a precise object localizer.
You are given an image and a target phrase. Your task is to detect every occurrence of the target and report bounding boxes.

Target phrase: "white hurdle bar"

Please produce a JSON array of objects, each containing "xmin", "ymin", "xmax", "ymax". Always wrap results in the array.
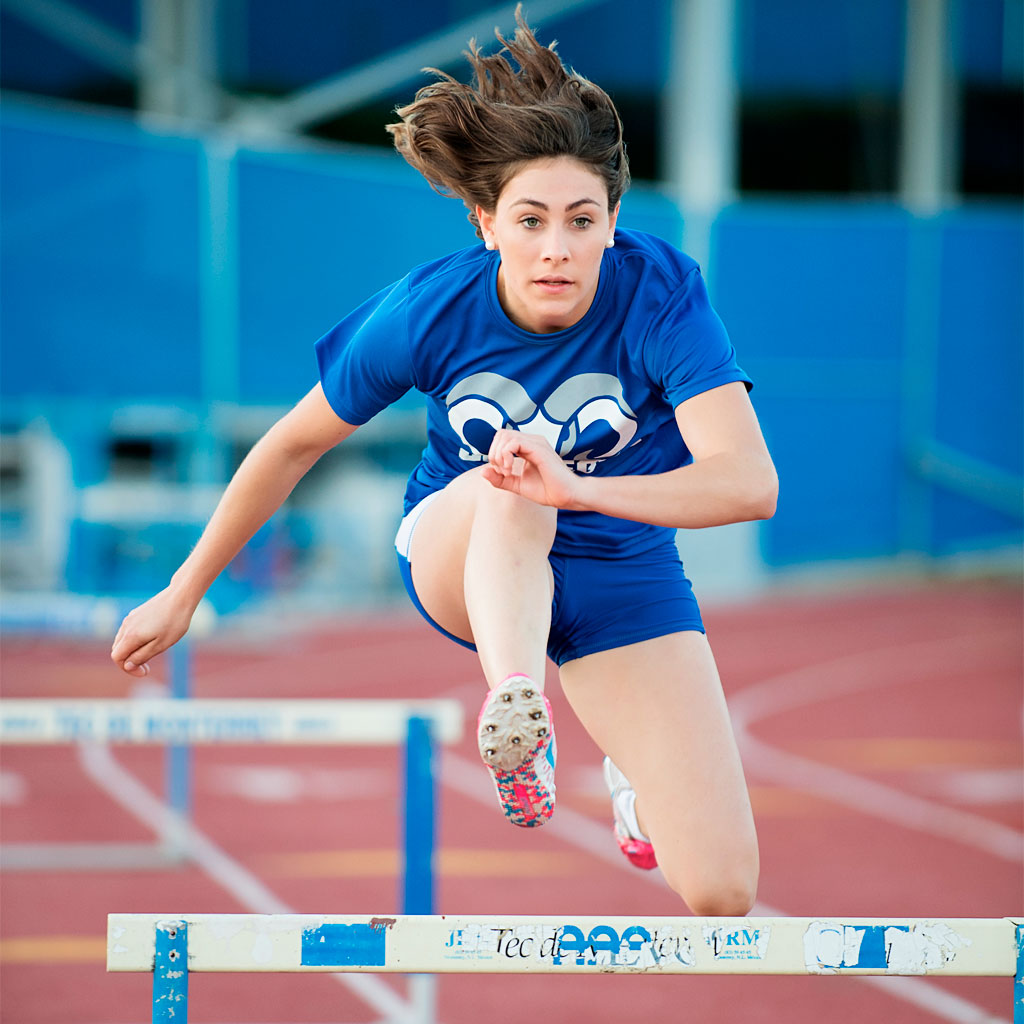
[
  {"xmin": 0, "ymin": 698, "xmax": 464, "ymax": 746},
  {"xmin": 108, "ymin": 914, "xmax": 1024, "ymax": 1023}
]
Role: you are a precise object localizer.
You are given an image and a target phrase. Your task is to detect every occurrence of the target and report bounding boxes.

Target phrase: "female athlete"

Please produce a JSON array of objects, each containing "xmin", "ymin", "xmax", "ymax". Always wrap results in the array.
[{"xmin": 112, "ymin": 10, "xmax": 777, "ymax": 916}]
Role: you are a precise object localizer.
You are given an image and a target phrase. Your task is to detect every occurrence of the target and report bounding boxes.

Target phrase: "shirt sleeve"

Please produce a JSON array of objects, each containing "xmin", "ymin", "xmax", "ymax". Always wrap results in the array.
[
  {"xmin": 643, "ymin": 267, "xmax": 752, "ymax": 407},
  {"xmin": 314, "ymin": 277, "xmax": 416, "ymax": 425}
]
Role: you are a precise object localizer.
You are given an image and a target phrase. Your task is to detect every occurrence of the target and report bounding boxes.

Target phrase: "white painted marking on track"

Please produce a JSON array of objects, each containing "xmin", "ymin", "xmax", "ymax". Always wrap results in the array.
[
  {"xmin": 730, "ymin": 629, "xmax": 1023, "ymax": 862},
  {"xmin": 730, "ymin": 629, "xmax": 1020, "ymax": 725},
  {"xmin": 0, "ymin": 770, "xmax": 27, "ymax": 805},
  {"xmin": 75, "ymin": 742, "xmax": 416, "ymax": 1024},
  {"xmin": 925, "ymin": 769, "xmax": 1024, "ymax": 806}
]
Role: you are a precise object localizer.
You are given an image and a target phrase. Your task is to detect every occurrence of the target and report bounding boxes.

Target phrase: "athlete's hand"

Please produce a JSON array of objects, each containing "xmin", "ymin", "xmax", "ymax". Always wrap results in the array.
[
  {"xmin": 110, "ymin": 587, "xmax": 198, "ymax": 677},
  {"xmin": 482, "ymin": 429, "xmax": 581, "ymax": 508}
]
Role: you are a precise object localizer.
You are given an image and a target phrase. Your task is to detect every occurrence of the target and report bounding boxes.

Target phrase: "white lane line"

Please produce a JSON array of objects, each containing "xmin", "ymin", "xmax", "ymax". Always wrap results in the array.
[
  {"xmin": 730, "ymin": 629, "xmax": 1020, "ymax": 725},
  {"xmin": 862, "ymin": 975, "xmax": 1010, "ymax": 1024},
  {"xmin": 730, "ymin": 630, "xmax": 1023, "ymax": 862},
  {"xmin": 925, "ymin": 769, "xmax": 1024, "ymax": 805},
  {"xmin": 738, "ymin": 733, "xmax": 1022, "ymax": 861},
  {"xmin": 76, "ymin": 741, "xmax": 416, "ymax": 1024},
  {"xmin": 0, "ymin": 769, "xmax": 28, "ymax": 805}
]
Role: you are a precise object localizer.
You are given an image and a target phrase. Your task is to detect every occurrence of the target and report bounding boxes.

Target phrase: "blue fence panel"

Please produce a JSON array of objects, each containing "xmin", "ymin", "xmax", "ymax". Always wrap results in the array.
[
  {"xmin": 930, "ymin": 209, "xmax": 1024, "ymax": 553},
  {"xmin": 0, "ymin": 105, "xmax": 203, "ymax": 403},
  {"xmin": 235, "ymin": 145, "xmax": 472, "ymax": 403},
  {"xmin": 712, "ymin": 202, "xmax": 914, "ymax": 565},
  {"xmin": 618, "ymin": 185, "xmax": 686, "ymax": 246}
]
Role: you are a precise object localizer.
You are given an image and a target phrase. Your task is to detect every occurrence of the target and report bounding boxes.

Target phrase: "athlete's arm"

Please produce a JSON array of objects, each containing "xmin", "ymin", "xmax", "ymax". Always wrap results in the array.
[
  {"xmin": 111, "ymin": 384, "xmax": 357, "ymax": 677},
  {"xmin": 484, "ymin": 381, "xmax": 777, "ymax": 529}
]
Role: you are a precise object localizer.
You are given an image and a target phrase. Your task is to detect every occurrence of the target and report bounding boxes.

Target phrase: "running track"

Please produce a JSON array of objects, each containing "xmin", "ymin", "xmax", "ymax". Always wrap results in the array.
[{"xmin": 1, "ymin": 580, "xmax": 1021, "ymax": 1023}]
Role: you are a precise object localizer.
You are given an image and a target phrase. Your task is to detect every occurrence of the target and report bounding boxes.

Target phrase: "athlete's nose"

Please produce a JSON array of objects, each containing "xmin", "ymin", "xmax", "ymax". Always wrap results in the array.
[{"xmin": 541, "ymin": 226, "xmax": 570, "ymax": 263}]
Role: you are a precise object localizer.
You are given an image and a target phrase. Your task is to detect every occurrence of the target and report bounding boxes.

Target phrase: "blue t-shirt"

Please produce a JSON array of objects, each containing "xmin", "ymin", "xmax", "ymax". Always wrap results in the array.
[{"xmin": 315, "ymin": 228, "xmax": 751, "ymax": 557}]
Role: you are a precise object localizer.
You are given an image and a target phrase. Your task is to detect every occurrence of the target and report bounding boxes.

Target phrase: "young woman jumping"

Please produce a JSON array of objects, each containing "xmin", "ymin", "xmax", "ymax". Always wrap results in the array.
[{"xmin": 111, "ymin": 9, "xmax": 777, "ymax": 916}]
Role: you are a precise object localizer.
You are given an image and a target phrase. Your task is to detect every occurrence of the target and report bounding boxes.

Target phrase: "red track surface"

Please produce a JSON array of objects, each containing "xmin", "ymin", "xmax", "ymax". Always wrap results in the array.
[{"xmin": 1, "ymin": 581, "xmax": 1021, "ymax": 1023}]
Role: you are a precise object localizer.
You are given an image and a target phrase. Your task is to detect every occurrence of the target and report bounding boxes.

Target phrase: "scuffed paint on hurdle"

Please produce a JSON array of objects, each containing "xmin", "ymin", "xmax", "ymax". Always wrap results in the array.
[
  {"xmin": 106, "ymin": 914, "xmax": 1023, "ymax": 1023},
  {"xmin": 1015, "ymin": 922, "xmax": 1023, "ymax": 1024},
  {"xmin": 153, "ymin": 921, "xmax": 188, "ymax": 1023},
  {"xmin": 107, "ymin": 913, "xmax": 1019, "ymax": 976},
  {"xmin": 443, "ymin": 920, "xmax": 697, "ymax": 970},
  {"xmin": 803, "ymin": 920, "xmax": 971, "ymax": 975}
]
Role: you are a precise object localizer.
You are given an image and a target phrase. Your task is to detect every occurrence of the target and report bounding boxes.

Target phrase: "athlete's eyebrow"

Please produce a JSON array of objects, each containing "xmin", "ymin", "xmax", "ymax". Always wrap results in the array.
[{"xmin": 510, "ymin": 198, "xmax": 602, "ymax": 211}]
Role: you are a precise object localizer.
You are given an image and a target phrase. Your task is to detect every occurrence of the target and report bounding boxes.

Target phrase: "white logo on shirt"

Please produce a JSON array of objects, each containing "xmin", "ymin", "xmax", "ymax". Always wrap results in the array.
[{"xmin": 445, "ymin": 372, "xmax": 639, "ymax": 474}]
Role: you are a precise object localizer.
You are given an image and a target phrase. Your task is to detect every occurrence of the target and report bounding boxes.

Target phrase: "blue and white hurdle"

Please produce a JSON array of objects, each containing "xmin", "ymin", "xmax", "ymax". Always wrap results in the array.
[
  {"xmin": 107, "ymin": 913, "xmax": 1023, "ymax": 1022},
  {"xmin": 2, "ymin": 596, "xmax": 467, "ymax": 1022},
  {"xmin": 0, "ymin": 697, "xmax": 463, "ymax": 916}
]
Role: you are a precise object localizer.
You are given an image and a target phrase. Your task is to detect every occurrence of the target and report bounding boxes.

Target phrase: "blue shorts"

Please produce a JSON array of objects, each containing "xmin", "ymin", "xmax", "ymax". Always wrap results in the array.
[{"xmin": 394, "ymin": 495, "xmax": 704, "ymax": 667}]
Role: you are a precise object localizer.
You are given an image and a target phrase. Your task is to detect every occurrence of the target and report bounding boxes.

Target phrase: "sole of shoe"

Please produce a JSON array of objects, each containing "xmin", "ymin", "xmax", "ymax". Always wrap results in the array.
[
  {"xmin": 477, "ymin": 676, "xmax": 551, "ymax": 772},
  {"xmin": 478, "ymin": 676, "xmax": 555, "ymax": 827}
]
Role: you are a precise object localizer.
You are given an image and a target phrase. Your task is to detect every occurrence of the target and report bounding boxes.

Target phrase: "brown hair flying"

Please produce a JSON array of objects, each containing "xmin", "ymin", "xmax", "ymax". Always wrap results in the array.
[{"xmin": 387, "ymin": 5, "xmax": 630, "ymax": 238}]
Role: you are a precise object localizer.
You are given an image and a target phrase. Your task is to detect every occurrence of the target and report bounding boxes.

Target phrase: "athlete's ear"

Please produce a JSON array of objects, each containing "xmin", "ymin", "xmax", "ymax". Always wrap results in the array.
[
  {"xmin": 476, "ymin": 206, "xmax": 497, "ymax": 250},
  {"xmin": 608, "ymin": 202, "xmax": 620, "ymax": 237}
]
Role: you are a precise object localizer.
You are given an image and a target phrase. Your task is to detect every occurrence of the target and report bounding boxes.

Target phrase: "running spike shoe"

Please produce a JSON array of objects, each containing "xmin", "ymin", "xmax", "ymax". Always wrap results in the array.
[
  {"xmin": 603, "ymin": 756, "xmax": 658, "ymax": 870},
  {"xmin": 477, "ymin": 674, "xmax": 556, "ymax": 828}
]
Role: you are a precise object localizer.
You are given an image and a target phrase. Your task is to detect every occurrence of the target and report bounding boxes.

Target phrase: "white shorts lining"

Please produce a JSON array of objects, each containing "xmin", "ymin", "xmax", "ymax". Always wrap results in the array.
[{"xmin": 394, "ymin": 490, "xmax": 443, "ymax": 560}]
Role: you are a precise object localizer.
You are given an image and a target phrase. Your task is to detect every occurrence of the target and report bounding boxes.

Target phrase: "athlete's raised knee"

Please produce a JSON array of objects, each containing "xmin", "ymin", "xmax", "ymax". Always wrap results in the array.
[
  {"xmin": 471, "ymin": 469, "xmax": 557, "ymax": 536},
  {"xmin": 686, "ymin": 879, "xmax": 758, "ymax": 918},
  {"xmin": 662, "ymin": 861, "xmax": 759, "ymax": 917}
]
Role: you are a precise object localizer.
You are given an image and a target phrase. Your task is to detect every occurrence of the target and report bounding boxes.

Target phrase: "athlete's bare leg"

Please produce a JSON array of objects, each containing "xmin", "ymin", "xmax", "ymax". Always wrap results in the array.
[
  {"xmin": 559, "ymin": 631, "xmax": 759, "ymax": 915},
  {"xmin": 406, "ymin": 466, "xmax": 555, "ymax": 688}
]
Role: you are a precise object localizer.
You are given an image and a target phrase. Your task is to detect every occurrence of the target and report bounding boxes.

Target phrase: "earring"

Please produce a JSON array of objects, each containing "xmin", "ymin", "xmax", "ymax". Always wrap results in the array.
[
  {"xmin": 605, "ymin": 237, "xmax": 615, "ymax": 248},
  {"xmin": 485, "ymin": 240, "xmax": 495, "ymax": 250}
]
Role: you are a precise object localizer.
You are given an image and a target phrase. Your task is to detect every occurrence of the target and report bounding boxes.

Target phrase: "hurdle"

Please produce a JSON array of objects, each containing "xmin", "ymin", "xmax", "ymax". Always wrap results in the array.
[
  {"xmin": 107, "ymin": 913, "xmax": 1023, "ymax": 1021},
  {"xmin": 1, "ymin": 698, "xmax": 462, "ymax": 912}
]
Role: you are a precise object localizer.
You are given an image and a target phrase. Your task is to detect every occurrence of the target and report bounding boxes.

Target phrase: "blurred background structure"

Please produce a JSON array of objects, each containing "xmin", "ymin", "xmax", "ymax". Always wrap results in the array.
[{"xmin": 1, "ymin": 0, "xmax": 1021, "ymax": 618}]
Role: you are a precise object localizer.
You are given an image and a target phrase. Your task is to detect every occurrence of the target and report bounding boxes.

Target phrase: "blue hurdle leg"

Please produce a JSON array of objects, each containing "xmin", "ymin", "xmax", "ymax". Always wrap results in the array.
[
  {"xmin": 402, "ymin": 715, "xmax": 435, "ymax": 916},
  {"xmin": 402, "ymin": 716, "xmax": 438, "ymax": 1024},
  {"xmin": 1014, "ymin": 922, "xmax": 1023, "ymax": 1024},
  {"xmin": 164, "ymin": 642, "xmax": 192, "ymax": 860},
  {"xmin": 153, "ymin": 920, "xmax": 188, "ymax": 1023}
]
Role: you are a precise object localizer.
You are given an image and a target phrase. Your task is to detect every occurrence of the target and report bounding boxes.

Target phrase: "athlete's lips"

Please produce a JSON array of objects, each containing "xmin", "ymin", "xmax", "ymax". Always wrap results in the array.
[{"xmin": 534, "ymin": 276, "xmax": 573, "ymax": 291}]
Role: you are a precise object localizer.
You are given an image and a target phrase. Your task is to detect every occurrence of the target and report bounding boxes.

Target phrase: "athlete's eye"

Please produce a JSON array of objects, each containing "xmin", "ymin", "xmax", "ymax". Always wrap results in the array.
[
  {"xmin": 521, "ymin": 216, "xmax": 541, "ymax": 229},
  {"xmin": 573, "ymin": 216, "xmax": 593, "ymax": 229}
]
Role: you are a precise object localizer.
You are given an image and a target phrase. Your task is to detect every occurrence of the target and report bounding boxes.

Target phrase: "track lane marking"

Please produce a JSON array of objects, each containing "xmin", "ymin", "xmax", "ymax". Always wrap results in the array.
[{"xmin": 730, "ymin": 630, "xmax": 1023, "ymax": 862}]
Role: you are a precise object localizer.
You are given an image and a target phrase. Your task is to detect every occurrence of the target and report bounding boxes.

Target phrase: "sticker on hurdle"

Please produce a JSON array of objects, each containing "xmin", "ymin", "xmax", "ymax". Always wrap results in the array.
[{"xmin": 107, "ymin": 915, "xmax": 1023, "ymax": 1023}]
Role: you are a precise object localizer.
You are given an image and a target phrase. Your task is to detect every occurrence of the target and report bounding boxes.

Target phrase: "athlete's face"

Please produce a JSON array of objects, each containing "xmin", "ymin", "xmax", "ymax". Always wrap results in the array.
[{"xmin": 476, "ymin": 157, "xmax": 619, "ymax": 335}]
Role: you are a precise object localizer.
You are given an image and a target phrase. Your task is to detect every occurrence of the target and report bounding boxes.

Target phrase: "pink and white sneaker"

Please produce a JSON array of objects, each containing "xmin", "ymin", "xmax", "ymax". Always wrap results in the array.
[
  {"xmin": 477, "ymin": 674, "xmax": 556, "ymax": 828},
  {"xmin": 603, "ymin": 756, "xmax": 658, "ymax": 870}
]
